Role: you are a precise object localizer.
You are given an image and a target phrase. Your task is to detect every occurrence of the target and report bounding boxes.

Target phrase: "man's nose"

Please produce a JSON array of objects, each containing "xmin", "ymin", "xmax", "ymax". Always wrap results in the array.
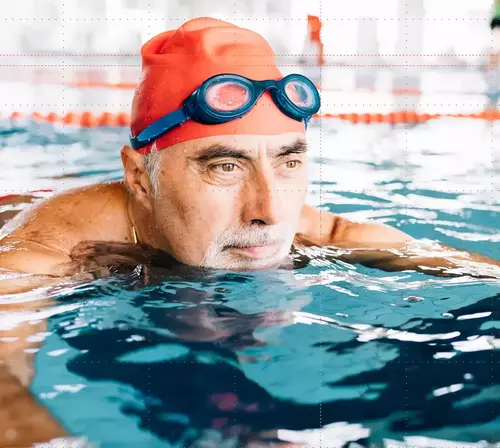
[{"xmin": 240, "ymin": 168, "xmax": 283, "ymax": 226}]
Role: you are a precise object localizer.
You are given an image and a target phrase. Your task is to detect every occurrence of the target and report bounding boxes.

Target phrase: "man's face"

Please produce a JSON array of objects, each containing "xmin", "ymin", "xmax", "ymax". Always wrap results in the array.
[{"xmin": 147, "ymin": 132, "xmax": 308, "ymax": 270}]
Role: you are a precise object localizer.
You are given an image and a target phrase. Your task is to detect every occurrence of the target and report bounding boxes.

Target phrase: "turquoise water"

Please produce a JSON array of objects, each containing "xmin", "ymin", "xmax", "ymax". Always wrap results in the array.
[{"xmin": 1, "ymin": 118, "xmax": 499, "ymax": 447}]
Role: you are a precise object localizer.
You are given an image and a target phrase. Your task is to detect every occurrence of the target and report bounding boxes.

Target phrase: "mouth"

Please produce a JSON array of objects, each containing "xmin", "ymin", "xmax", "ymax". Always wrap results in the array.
[{"xmin": 226, "ymin": 242, "xmax": 280, "ymax": 259}]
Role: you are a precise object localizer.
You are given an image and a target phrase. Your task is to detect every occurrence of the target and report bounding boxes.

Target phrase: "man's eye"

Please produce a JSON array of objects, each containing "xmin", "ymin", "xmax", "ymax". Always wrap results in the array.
[
  {"xmin": 212, "ymin": 163, "xmax": 237, "ymax": 173},
  {"xmin": 284, "ymin": 160, "xmax": 300, "ymax": 169}
]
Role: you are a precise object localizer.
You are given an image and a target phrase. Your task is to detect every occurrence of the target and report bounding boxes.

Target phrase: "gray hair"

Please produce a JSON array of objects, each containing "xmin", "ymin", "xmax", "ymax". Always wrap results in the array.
[{"xmin": 142, "ymin": 144, "xmax": 164, "ymax": 195}]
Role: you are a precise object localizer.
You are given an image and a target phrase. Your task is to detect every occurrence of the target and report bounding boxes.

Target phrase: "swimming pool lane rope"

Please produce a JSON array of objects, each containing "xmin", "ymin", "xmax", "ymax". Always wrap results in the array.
[{"xmin": 6, "ymin": 110, "xmax": 500, "ymax": 127}]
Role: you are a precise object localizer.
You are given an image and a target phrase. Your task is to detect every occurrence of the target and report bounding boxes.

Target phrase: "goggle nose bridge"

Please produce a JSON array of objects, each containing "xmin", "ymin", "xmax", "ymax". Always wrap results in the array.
[
  {"xmin": 258, "ymin": 79, "xmax": 277, "ymax": 88},
  {"xmin": 253, "ymin": 79, "xmax": 280, "ymax": 92}
]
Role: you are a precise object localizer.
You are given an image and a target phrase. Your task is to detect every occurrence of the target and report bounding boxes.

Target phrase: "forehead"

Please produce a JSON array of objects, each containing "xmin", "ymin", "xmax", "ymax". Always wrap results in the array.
[{"xmin": 167, "ymin": 132, "xmax": 306, "ymax": 157}]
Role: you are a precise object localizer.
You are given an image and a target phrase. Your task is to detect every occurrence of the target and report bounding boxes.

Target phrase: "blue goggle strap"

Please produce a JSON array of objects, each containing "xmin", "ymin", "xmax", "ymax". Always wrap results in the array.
[{"xmin": 130, "ymin": 108, "xmax": 189, "ymax": 150}]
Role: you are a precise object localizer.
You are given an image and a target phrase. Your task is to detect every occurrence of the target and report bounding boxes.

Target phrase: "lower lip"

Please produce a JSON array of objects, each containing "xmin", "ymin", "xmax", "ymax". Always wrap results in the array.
[{"xmin": 229, "ymin": 243, "xmax": 280, "ymax": 259}]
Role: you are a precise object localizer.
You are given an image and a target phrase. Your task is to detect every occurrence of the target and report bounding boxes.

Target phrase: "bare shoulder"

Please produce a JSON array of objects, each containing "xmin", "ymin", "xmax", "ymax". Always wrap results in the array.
[
  {"xmin": 1, "ymin": 181, "xmax": 131, "ymax": 255},
  {"xmin": 296, "ymin": 204, "xmax": 412, "ymax": 248},
  {"xmin": 332, "ymin": 215, "xmax": 412, "ymax": 248}
]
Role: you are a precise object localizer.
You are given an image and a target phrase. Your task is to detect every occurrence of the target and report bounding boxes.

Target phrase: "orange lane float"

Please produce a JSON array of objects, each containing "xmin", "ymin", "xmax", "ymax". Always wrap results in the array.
[
  {"xmin": 5, "ymin": 110, "xmax": 500, "ymax": 127},
  {"xmin": 0, "ymin": 189, "xmax": 53, "ymax": 203}
]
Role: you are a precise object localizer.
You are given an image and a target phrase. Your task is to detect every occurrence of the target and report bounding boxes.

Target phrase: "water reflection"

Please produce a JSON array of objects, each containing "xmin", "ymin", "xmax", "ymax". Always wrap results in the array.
[{"xmin": 25, "ymin": 256, "xmax": 497, "ymax": 446}]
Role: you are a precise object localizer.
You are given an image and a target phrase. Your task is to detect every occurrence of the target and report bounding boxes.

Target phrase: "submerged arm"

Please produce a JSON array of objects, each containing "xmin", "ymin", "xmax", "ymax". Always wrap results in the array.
[
  {"xmin": 296, "ymin": 205, "xmax": 500, "ymax": 278},
  {"xmin": 0, "ymin": 240, "xmax": 101, "ymax": 445},
  {"xmin": 0, "ymin": 287, "xmax": 69, "ymax": 445},
  {"xmin": 0, "ymin": 239, "xmax": 127, "ymax": 445}
]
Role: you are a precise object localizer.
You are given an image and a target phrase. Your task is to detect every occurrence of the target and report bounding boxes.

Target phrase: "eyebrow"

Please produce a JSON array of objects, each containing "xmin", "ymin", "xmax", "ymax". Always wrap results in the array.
[{"xmin": 191, "ymin": 138, "xmax": 308, "ymax": 162}]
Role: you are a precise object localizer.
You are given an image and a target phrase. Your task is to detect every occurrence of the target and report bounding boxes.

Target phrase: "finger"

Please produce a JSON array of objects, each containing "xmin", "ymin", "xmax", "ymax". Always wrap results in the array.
[
  {"xmin": 81, "ymin": 262, "xmax": 111, "ymax": 279},
  {"xmin": 92, "ymin": 254, "xmax": 144, "ymax": 266},
  {"xmin": 51, "ymin": 261, "xmax": 83, "ymax": 277}
]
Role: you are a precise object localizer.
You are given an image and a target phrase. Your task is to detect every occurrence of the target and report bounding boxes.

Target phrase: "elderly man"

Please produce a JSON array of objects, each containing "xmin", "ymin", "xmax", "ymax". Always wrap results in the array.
[{"xmin": 1, "ymin": 17, "xmax": 499, "ymax": 293}]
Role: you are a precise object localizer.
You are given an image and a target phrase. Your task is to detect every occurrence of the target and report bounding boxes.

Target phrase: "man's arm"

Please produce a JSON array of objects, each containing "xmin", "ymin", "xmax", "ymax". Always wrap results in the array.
[
  {"xmin": 0, "ymin": 368, "xmax": 68, "ymax": 446},
  {"xmin": 0, "ymin": 240, "xmax": 85, "ymax": 444},
  {"xmin": 0, "ymin": 236, "xmax": 81, "ymax": 295},
  {"xmin": 0, "ymin": 273, "xmax": 70, "ymax": 445},
  {"xmin": 296, "ymin": 205, "xmax": 500, "ymax": 278}
]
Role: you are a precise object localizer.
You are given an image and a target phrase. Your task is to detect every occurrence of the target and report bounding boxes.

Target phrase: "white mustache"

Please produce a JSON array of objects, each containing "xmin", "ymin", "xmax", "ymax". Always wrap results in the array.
[{"xmin": 219, "ymin": 228, "xmax": 285, "ymax": 249}]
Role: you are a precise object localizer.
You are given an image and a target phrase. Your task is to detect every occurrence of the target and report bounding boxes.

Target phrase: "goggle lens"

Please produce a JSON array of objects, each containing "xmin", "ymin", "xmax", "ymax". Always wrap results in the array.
[
  {"xmin": 285, "ymin": 79, "xmax": 316, "ymax": 109},
  {"xmin": 205, "ymin": 81, "xmax": 251, "ymax": 111}
]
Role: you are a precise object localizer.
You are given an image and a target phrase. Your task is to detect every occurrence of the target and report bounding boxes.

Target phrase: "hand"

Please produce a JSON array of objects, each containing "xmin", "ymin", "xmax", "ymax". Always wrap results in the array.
[
  {"xmin": 52, "ymin": 241, "xmax": 169, "ymax": 279},
  {"xmin": 55, "ymin": 241, "xmax": 205, "ymax": 283}
]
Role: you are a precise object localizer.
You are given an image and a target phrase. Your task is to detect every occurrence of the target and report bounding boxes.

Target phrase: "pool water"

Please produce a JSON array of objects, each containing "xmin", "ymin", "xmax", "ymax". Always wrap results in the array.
[{"xmin": 0, "ymin": 117, "xmax": 499, "ymax": 447}]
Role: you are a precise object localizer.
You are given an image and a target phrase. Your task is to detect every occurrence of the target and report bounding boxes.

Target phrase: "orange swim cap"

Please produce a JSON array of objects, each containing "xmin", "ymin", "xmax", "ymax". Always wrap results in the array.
[{"xmin": 131, "ymin": 18, "xmax": 305, "ymax": 154}]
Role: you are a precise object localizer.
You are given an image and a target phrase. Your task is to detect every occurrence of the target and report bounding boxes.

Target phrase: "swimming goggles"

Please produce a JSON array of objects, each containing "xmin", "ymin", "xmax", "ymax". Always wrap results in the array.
[{"xmin": 130, "ymin": 73, "xmax": 320, "ymax": 150}]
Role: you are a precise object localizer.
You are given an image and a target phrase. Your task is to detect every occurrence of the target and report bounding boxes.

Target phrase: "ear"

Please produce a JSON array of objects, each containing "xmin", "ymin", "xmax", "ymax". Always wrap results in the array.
[{"xmin": 121, "ymin": 145, "xmax": 153, "ymax": 211}]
